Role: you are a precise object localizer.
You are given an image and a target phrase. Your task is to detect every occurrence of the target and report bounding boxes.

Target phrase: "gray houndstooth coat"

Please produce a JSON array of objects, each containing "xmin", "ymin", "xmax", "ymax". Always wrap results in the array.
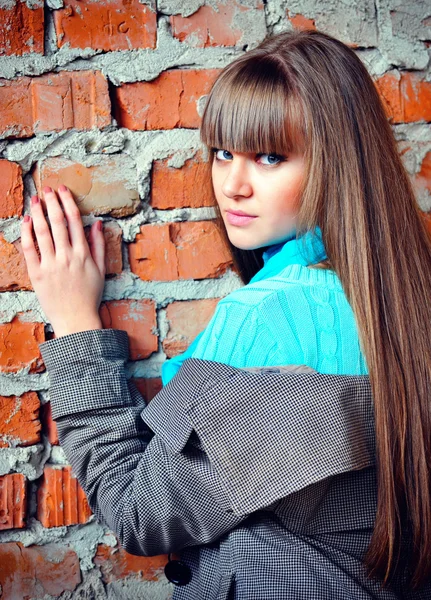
[{"xmin": 38, "ymin": 327, "xmax": 431, "ymax": 599}]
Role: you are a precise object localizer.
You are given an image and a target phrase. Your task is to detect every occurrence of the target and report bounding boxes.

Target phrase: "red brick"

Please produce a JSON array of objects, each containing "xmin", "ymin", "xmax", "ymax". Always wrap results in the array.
[
  {"xmin": 0, "ymin": 542, "xmax": 81, "ymax": 597},
  {"xmin": 114, "ymin": 69, "xmax": 220, "ymax": 130},
  {"xmin": 86, "ymin": 220, "xmax": 123, "ymax": 276},
  {"xmin": 0, "ymin": 474, "xmax": 26, "ymax": 530},
  {"xmin": 375, "ymin": 71, "xmax": 431, "ymax": 123},
  {"xmin": 99, "ymin": 299, "xmax": 158, "ymax": 361},
  {"xmin": 128, "ymin": 221, "xmax": 233, "ymax": 281},
  {"xmin": 40, "ymin": 402, "xmax": 59, "ymax": 446},
  {"xmin": 170, "ymin": 1, "xmax": 264, "ymax": 47},
  {"xmin": 37, "ymin": 465, "xmax": 92, "ymax": 528},
  {"xmin": 0, "ymin": 316, "xmax": 45, "ymax": 374},
  {"xmin": 0, "ymin": 1, "xmax": 44, "ymax": 56},
  {"xmin": 54, "ymin": 0, "xmax": 157, "ymax": 51},
  {"xmin": 415, "ymin": 150, "xmax": 431, "ymax": 195},
  {"xmin": 0, "ymin": 232, "xmax": 33, "ymax": 292},
  {"xmin": 0, "ymin": 160, "xmax": 24, "ymax": 219},
  {"xmin": 132, "ymin": 377, "xmax": 163, "ymax": 403},
  {"xmin": 0, "ymin": 392, "xmax": 41, "ymax": 448},
  {"xmin": 102, "ymin": 221, "xmax": 123, "ymax": 275},
  {"xmin": 163, "ymin": 298, "xmax": 220, "ymax": 357},
  {"xmin": 151, "ymin": 151, "xmax": 215, "ymax": 209},
  {"xmin": 286, "ymin": 11, "xmax": 317, "ymax": 30},
  {"xmin": 32, "ymin": 157, "xmax": 140, "ymax": 218},
  {"xmin": 94, "ymin": 543, "xmax": 168, "ymax": 582},
  {"xmin": 0, "ymin": 71, "xmax": 111, "ymax": 139}
]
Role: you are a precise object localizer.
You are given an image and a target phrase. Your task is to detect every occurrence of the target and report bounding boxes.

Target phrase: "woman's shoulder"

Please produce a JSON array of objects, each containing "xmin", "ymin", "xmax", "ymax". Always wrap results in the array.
[
  {"xmin": 220, "ymin": 263, "xmax": 345, "ymax": 309},
  {"xmin": 278, "ymin": 263, "xmax": 344, "ymax": 290}
]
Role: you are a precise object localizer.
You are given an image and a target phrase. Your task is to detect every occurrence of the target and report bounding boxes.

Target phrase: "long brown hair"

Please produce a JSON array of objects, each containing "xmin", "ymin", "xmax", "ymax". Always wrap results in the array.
[{"xmin": 199, "ymin": 28, "xmax": 431, "ymax": 591}]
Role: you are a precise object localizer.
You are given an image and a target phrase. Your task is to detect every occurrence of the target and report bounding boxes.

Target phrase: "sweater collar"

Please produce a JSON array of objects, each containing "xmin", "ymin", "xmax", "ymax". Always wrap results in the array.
[{"xmin": 249, "ymin": 225, "xmax": 327, "ymax": 284}]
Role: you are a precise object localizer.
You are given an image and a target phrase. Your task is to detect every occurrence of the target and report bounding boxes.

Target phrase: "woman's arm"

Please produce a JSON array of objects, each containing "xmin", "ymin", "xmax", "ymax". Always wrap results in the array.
[
  {"xmin": 39, "ymin": 327, "xmax": 249, "ymax": 556},
  {"xmin": 40, "ymin": 325, "xmax": 375, "ymax": 556}
]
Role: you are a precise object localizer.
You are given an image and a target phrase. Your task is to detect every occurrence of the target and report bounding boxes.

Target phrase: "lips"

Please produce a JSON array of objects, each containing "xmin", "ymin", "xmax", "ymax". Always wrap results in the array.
[
  {"xmin": 226, "ymin": 210, "xmax": 257, "ymax": 227},
  {"xmin": 227, "ymin": 210, "xmax": 255, "ymax": 217}
]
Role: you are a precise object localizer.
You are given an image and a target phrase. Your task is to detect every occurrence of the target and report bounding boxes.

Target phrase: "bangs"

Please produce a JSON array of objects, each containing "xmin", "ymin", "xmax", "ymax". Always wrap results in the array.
[{"xmin": 200, "ymin": 57, "xmax": 306, "ymax": 157}]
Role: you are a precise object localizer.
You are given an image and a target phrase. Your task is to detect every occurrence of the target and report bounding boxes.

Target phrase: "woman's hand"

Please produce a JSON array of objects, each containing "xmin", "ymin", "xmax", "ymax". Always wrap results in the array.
[{"xmin": 21, "ymin": 185, "xmax": 106, "ymax": 338}]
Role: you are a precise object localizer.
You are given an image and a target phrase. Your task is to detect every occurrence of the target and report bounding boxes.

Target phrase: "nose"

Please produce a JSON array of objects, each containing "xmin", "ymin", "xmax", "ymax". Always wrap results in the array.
[{"xmin": 221, "ymin": 158, "xmax": 252, "ymax": 199}]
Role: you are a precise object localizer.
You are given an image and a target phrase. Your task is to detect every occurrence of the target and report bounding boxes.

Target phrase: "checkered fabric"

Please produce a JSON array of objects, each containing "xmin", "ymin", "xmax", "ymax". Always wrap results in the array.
[{"xmin": 38, "ymin": 328, "xmax": 431, "ymax": 600}]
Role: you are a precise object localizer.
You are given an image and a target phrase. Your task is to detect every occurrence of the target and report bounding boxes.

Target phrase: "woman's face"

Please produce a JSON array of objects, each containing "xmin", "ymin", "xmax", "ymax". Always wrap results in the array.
[{"xmin": 211, "ymin": 148, "xmax": 305, "ymax": 250}]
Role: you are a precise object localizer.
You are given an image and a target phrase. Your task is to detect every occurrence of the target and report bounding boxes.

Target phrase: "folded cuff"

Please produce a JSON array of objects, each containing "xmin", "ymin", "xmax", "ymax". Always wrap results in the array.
[{"xmin": 39, "ymin": 328, "xmax": 132, "ymax": 419}]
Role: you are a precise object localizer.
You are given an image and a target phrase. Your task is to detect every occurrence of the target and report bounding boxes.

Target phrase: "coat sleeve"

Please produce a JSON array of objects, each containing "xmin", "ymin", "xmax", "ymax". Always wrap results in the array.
[
  {"xmin": 38, "ymin": 328, "xmax": 249, "ymax": 557},
  {"xmin": 39, "ymin": 327, "xmax": 375, "ymax": 556}
]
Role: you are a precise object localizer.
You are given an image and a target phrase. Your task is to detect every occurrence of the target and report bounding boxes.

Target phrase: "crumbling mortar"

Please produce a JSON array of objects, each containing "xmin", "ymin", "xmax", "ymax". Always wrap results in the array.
[{"xmin": 0, "ymin": 17, "xmax": 241, "ymax": 83}]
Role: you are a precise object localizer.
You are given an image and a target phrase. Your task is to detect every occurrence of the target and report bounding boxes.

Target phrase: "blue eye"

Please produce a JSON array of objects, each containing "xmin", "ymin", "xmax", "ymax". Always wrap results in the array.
[
  {"xmin": 258, "ymin": 153, "xmax": 285, "ymax": 165},
  {"xmin": 212, "ymin": 148, "xmax": 232, "ymax": 161},
  {"xmin": 211, "ymin": 148, "xmax": 285, "ymax": 165}
]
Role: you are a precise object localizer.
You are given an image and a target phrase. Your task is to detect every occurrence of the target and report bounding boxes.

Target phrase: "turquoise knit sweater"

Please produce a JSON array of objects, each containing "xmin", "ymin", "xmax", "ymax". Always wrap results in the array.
[{"xmin": 161, "ymin": 225, "xmax": 369, "ymax": 386}]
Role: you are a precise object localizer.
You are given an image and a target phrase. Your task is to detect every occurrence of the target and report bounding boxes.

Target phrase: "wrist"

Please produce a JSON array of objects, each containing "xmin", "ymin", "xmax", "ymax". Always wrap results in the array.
[{"xmin": 53, "ymin": 318, "xmax": 104, "ymax": 339}]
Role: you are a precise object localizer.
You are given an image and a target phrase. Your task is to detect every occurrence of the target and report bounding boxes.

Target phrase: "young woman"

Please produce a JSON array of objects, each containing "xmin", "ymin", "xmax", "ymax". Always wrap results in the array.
[{"xmin": 22, "ymin": 28, "xmax": 431, "ymax": 598}]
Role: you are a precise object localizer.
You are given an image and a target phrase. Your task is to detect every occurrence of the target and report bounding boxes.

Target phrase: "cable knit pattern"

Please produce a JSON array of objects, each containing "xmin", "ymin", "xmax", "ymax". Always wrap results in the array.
[
  {"xmin": 161, "ymin": 228, "xmax": 369, "ymax": 386},
  {"xmin": 309, "ymin": 285, "xmax": 338, "ymax": 373},
  {"xmin": 187, "ymin": 266, "xmax": 369, "ymax": 375}
]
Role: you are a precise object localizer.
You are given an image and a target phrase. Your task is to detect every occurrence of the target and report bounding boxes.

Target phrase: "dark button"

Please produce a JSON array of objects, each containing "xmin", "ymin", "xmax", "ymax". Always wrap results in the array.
[{"xmin": 164, "ymin": 559, "xmax": 192, "ymax": 586}]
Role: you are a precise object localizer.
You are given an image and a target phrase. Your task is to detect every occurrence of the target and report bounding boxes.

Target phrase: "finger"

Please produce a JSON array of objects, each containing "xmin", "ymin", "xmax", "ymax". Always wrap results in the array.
[
  {"xmin": 56, "ymin": 185, "xmax": 90, "ymax": 252},
  {"xmin": 20, "ymin": 213, "xmax": 42, "ymax": 275},
  {"xmin": 30, "ymin": 194, "xmax": 55, "ymax": 259},
  {"xmin": 89, "ymin": 220, "xmax": 106, "ymax": 275},
  {"xmin": 40, "ymin": 186, "xmax": 72, "ymax": 255}
]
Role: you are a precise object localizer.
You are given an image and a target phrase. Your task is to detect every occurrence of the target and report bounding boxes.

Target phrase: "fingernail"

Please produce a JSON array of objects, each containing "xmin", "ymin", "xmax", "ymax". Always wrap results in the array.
[
  {"xmin": 97, "ymin": 221, "xmax": 103, "ymax": 231},
  {"xmin": 59, "ymin": 184, "xmax": 67, "ymax": 192},
  {"xmin": 31, "ymin": 196, "xmax": 39, "ymax": 205},
  {"xmin": 43, "ymin": 186, "xmax": 53, "ymax": 194},
  {"xmin": 24, "ymin": 215, "xmax": 31, "ymax": 222}
]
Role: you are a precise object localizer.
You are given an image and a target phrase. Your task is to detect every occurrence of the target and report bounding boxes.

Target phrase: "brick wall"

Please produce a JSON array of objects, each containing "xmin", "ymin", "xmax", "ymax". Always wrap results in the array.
[{"xmin": 0, "ymin": 1, "xmax": 430, "ymax": 598}]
